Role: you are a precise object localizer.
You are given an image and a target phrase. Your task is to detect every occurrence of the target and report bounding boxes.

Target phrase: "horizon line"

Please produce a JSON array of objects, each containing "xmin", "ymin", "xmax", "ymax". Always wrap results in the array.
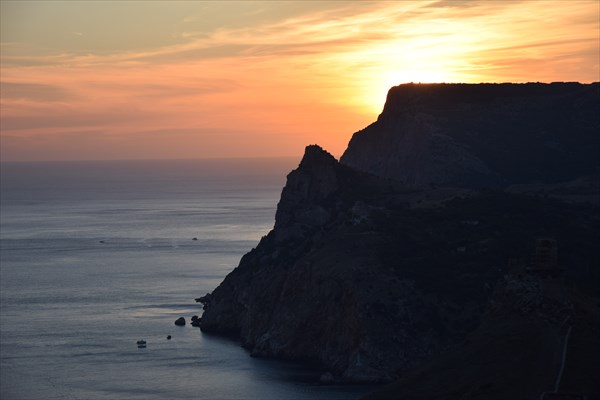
[{"xmin": 0, "ymin": 155, "xmax": 309, "ymax": 164}]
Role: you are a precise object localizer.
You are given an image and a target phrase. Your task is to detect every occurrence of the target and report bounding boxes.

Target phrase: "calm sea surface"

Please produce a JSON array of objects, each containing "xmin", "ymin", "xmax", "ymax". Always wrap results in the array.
[{"xmin": 0, "ymin": 159, "xmax": 373, "ymax": 400}]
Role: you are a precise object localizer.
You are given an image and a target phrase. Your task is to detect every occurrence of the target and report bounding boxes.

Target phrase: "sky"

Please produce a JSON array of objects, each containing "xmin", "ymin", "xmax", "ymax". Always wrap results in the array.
[{"xmin": 1, "ymin": 0, "xmax": 598, "ymax": 162}]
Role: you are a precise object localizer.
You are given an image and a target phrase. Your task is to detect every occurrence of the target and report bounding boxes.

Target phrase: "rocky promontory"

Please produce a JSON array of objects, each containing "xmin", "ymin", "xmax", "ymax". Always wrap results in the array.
[
  {"xmin": 199, "ymin": 83, "xmax": 599, "ymax": 393},
  {"xmin": 341, "ymin": 83, "xmax": 599, "ymax": 187}
]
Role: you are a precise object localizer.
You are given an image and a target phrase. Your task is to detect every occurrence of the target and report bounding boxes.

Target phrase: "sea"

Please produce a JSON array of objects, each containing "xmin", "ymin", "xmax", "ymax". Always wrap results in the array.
[{"xmin": 0, "ymin": 159, "xmax": 374, "ymax": 400}]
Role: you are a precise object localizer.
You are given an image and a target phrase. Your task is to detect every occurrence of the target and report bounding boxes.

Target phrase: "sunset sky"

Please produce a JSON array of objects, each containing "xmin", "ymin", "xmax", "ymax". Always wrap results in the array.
[{"xmin": 1, "ymin": 0, "xmax": 598, "ymax": 162}]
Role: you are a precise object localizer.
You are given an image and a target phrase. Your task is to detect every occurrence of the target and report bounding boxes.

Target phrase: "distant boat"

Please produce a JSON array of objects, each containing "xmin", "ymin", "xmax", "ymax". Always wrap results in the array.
[{"xmin": 137, "ymin": 340, "xmax": 146, "ymax": 348}]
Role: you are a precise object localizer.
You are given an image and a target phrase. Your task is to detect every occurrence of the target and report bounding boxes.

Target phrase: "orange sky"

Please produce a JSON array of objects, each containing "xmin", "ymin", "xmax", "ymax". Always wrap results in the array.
[{"xmin": 1, "ymin": 0, "xmax": 598, "ymax": 161}]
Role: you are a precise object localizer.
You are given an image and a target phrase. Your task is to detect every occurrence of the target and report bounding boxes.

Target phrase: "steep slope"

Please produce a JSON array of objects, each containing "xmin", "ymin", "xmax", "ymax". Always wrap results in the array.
[
  {"xmin": 200, "ymin": 145, "xmax": 434, "ymax": 382},
  {"xmin": 198, "ymin": 150, "xmax": 599, "ymax": 383},
  {"xmin": 198, "ymin": 83, "xmax": 599, "ymax": 390},
  {"xmin": 341, "ymin": 83, "xmax": 600, "ymax": 187}
]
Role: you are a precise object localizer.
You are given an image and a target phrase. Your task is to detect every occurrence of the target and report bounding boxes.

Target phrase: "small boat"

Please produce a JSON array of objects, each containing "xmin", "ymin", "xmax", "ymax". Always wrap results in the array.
[{"xmin": 137, "ymin": 339, "xmax": 147, "ymax": 348}]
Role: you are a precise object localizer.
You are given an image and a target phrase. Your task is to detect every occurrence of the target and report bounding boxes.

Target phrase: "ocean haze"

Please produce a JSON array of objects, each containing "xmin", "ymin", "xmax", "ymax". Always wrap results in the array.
[{"xmin": 0, "ymin": 158, "xmax": 372, "ymax": 399}]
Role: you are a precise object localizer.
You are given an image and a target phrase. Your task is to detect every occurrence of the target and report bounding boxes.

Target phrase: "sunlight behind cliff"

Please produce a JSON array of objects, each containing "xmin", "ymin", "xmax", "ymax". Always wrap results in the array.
[
  {"xmin": 1, "ymin": 0, "xmax": 598, "ymax": 161},
  {"xmin": 361, "ymin": 70, "xmax": 453, "ymax": 114}
]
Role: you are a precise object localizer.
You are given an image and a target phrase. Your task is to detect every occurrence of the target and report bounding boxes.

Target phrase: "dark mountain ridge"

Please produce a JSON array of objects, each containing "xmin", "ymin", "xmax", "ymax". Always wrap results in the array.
[
  {"xmin": 198, "ymin": 83, "xmax": 600, "ymax": 397},
  {"xmin": 341, "ymin": 82, "xmax": 599, "ymax": 187}
]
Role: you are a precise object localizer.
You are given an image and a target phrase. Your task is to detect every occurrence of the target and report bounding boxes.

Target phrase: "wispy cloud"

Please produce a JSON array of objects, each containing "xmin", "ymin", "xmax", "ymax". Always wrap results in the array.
[
  {"xmin": 1, "ymin": 0, "xmax": 598, "ymax": 161},
  {"xmin": 1, "ymin": 82, "xmax": 75, "ymax": 102}
]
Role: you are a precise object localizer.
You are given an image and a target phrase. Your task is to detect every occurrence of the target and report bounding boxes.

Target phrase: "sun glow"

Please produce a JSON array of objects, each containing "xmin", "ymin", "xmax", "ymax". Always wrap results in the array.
[
  {"xmin": 362, "ymin": 69, "xmax": 454, "ymax": 113},
  {"xmin": 331, "ymin": 19, "xmax": 485, "ymax": 114}
]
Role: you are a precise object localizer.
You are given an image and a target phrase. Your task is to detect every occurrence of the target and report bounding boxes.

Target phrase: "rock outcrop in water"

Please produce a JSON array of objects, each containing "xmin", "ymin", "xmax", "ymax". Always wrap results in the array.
[{"xmin": 199, "ymin": 83, "xmax": 600, "ymax": 392}]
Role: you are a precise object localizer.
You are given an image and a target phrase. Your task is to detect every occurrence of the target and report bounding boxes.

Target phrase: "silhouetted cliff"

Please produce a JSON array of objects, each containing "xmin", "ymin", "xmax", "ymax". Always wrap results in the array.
[
  {"xmin": 198, "ymin": 83, "xmax": 599, "ymax": 395},
  {"xmin": 341, "ymin": 83, "xmax": 600, "ymax": 187}
]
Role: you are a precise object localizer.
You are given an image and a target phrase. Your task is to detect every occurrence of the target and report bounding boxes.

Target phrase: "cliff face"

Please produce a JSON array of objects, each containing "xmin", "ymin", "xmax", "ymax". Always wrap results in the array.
[
  {"xmin": 341, "ymin": 83, "xmax": 600, "ymax": 187},
  {"xmin": 199, "ymin": 83, "xmax": 600, "ymax": 385},
  {"xmin": 201, "ymin": 145, "xmax": 435, "ymax": 382}
]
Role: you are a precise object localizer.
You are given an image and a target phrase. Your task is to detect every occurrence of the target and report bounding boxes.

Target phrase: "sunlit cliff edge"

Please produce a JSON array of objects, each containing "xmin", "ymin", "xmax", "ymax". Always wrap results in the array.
[{"xmin": 198, "ymin": 83, "xmax": 600, "ymax": 398}]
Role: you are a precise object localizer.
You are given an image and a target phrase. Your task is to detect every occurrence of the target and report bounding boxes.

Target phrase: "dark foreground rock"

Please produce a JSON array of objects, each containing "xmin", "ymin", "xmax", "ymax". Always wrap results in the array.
[
  {"xmin": 199, "ymin": 83, "xmax": 599, "ymax": 388},
  {"xmin": 362, "ymin": 273, "xmax": 600, "ymax": 399},
  {"xmin": 174, "ymin": 317, "xmax": 185, "ymax": 326}
]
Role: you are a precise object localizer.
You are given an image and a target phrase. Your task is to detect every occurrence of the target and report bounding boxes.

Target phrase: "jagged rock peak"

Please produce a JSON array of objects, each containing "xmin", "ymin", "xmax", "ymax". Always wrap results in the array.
[
  {"xmin": 274, "ymin": 145, "xmax": 339, "ymax": 231},
  {"xmin": 298, "ymin": 144, "xmax": 338, "ymax": 170}
]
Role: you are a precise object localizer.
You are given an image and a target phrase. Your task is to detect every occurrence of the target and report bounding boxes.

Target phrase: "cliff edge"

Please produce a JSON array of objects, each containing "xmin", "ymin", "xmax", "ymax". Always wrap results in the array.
[{"xmin": 341, "ymin": 83, "xmax": 599, "ymax": 187}]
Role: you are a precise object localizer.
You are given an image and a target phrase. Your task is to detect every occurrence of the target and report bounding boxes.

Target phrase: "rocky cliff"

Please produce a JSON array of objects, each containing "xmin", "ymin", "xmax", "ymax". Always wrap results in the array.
[
  {"xmin": 198, "ymin": 83, "xmax": 599, "ymax": 389},
  {"xmin": 200, "ymin": 145, "xmax": 424, "ymax": 382},
  {"xmin": 341, "ymin": 83, "xmax": 600, "ymax": 187}
]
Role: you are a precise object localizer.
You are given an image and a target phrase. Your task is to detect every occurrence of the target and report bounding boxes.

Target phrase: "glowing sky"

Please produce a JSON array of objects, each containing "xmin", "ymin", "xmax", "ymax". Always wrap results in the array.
[{"xmin": 1, "ymin": 0, "xmax": 598, "ymax": 161}]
